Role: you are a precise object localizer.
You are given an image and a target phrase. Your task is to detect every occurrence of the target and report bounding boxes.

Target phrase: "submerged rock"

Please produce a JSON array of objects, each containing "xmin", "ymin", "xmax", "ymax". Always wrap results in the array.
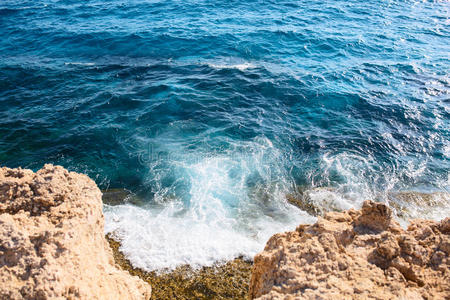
[
  {"xmin": 249, "ymin": 200, "xmax": 449, "ymax": 299},
  {"xmin": 0, "ymin": 165, "xmax": 151, "ymax": 300},
  {"xmin": 102, "ymin": 188, "xmax": 134, "ymax": 205},
  {"xmin": 388, "ymin": 191, "xmax": 449, "ymax": 220},
  {"xmin": 286, "ymin": 186, "xmax": 352, "ymax": 217}
]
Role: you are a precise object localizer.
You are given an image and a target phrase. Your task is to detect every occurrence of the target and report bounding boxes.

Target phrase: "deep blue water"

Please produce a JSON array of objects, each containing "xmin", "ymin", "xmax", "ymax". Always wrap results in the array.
[{"xmin": 1, "ymin": 0, "xmax": 449, "ymax": 270}]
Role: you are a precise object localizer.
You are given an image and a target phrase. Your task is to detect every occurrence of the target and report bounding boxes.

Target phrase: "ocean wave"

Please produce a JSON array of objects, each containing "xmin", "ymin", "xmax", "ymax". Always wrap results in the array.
[
  {"xmin": 64, "ymin": 61, "xmax": 95, "ymax": 66},
  {"xmin": 206, "ymin": 62, "xmax": 256, "ymax": 71},
  {"xmin": 104, "ymin": 137, "xmax": 314, "ymax": 271}
]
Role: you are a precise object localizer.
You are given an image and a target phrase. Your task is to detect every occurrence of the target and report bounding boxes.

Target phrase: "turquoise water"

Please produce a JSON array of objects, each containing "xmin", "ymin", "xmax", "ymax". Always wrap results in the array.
[{"xmin": 1, "ymin": 0, "xmax": 449, "ymax": 270}]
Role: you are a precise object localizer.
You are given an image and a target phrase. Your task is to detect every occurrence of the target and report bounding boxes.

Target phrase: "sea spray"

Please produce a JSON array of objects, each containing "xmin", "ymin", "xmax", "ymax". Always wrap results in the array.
[{"xmin": 105, "ymin": 137, "xmax": 315, "ymax": 271}]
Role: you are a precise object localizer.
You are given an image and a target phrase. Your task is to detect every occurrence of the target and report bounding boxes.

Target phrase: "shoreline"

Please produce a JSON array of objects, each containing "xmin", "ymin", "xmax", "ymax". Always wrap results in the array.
[
  {"xmin": 1, "ymin": 165, "xmax": 448, "ymax": 299},
  {"xmin": 106, "ymin": 235, "xmax": 252, "ymax": 300}
]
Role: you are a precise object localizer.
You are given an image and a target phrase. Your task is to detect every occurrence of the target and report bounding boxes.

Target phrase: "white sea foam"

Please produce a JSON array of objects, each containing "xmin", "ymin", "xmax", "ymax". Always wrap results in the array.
[
  {"xmin": 104, "ymin": 137, "xmax": 314, "ymax": 271},
  {"xmin": 177, "ymin": 57, "xmax": 256, "ymax": 71},
  {"xmin": 207, "ymin": 62, "xmax": 255, "ymax": 71},
  {"xmin": 104, "ymin": 139, "xmax": 449, "ymax": 271},
  {"xmin": 312, "ymin": 151, "xmax": 450, "ymax": 225},
  {"xmin": 64, "ymin": 62, "xmax": 95, "ymax": 66},
  {"xmin": 104, "ymin": 202, "xmax": 310, "ymax": 271}
]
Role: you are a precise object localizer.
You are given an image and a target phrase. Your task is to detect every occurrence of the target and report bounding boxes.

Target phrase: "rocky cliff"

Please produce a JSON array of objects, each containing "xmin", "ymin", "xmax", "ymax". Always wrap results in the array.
[
  {"xmin": 0, "ymin": 165, "xmax": 151, "ymax": 300},
  {"xmin": 250, "ymin": 200, "xmax": 449, "ymax": 299}
]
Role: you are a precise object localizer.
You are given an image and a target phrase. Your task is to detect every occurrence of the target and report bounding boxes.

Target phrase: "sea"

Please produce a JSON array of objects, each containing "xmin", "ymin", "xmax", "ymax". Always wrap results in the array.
[{"xmin": 0, "ymin": 0, "xmax": 449, "ymax": 272}]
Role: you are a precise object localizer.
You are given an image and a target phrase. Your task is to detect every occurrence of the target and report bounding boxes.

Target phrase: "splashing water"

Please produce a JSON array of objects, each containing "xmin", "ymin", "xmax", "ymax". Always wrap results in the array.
[{"xmin": 105, "ymin": 137, "xmax": 314, "ymax": 270}]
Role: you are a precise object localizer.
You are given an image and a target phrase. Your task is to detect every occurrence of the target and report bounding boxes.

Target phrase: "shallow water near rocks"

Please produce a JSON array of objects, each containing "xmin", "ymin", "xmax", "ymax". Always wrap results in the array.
[
  {"xmin": 1, "ymin": 0, "xmax": 449, "ymax": 272},
  {"xmin": 107, "ymin": 235, "xmax": 252, "ymax": 300}
]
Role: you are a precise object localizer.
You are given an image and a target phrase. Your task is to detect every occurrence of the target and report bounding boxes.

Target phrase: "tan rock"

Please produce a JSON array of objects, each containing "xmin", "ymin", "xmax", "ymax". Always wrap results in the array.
[
  {"xmin": 0, "ymin": 165, "xmax": 151, "ymax": 300},
  {"xmin": 249, "ymin": 200, "xmax": 449, "ymax": 300}
]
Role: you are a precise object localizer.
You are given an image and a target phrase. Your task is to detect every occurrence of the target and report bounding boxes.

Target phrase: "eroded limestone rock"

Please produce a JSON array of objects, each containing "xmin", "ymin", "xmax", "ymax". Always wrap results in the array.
[
  {"xmin": 0, "ymin": 165, "xmax": 151, "ymax": 300},
  {"xmin": 250, "ymin": 200, "xmax": 449, "ymax": 299}
]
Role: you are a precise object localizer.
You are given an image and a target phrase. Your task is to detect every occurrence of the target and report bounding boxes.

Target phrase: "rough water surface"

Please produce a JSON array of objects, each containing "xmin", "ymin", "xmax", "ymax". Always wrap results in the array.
[{"xmin": 0, "ymin": 0, "xmax": 449, "ymax": 271}]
